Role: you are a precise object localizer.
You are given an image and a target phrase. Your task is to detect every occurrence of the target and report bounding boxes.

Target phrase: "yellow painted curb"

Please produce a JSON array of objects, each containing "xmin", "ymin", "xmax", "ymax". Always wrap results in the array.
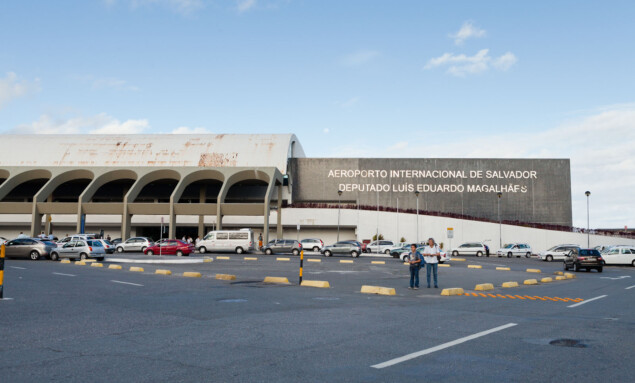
[
  {"xmin": 155, "ymin": 269, "xmax": 172, "ymax": 275},
  {"xmin": 301, "ymin": 280, "xmax": 330, "ymax": 288},
  {"xmin": 108, "ymin": 264, "xmax": 122, "ymax": 270},
  {"xmin": 403, "ymin": 262, "xmax": 410, "ymax": 265},
  {"xmin": 75, "ymin": 261, "xmax": 86, "ymax": 265},
  {"xmin": 263, "ymin": 276, "xmax": 290, "ymax": 284},
  {"xmin": 361, "ymin": 285, "xmax": 396, "ymax": 296},
  {"xmin": 441, "ymin": 287, "xmax": 464, "ymax": 296},
  {"xmin": 526, "ymin": 268, "xmax": 541, "ymax": 273},
  {"xmin": 90, "ymin": 263, "xmax": 103, "ymax": 267},
  {"xmin": 83, "ymin": 259, "xmax": 96, "ymax": 263},
  {"xmin": 564, "ymin": 272, "xmax": 576, "ymax": 279},
  {"xmin": 468, "ymin": 265, "xmax": 483, "ymax": 269},
  {"xmin": 183, "ymin": 272, "xmax": 202, "ymax": 278},
  {"xmin": 371, "ymin": 261, "xmax": 385, "ymax": 265},
  {"xmin": 451, "ymin": 258, "xmax": 466, "ymax": 261},
  {"xmin": 60, "ymin": 259, "xmax": 71, "ymax": 264},
  {"xmin": 277, "ymin": 257, "xmax": 290, "ymax": 261},
  {"xmin": 203, "ymin": 258, "xmax": 213, "ymax": 263},
  {"xmin": 307, "ymin": 259, "xmax": 321, "ymax": 262},
  {"xmin": 524, "ymin": 279, "xmax": 538, "ymax": 285},
  {"xmin": 244, "ymin": 257, "xmax": 258, "ymax": 261},
  {"xmin": 541, "ymin": 277, "xmax": 553, "ymax": 283},
  {"xmin": 502, "ymin": 281, "xmax": 519, "ymax": 288},
  {"xmin": 555, "ymin": 276, "xmax": 566, "ymax": 281},
  {"xmin": 554, "ymin": 271, "xmax": 564, "ymax": 276},
  {"xmin": 496, "ymin": 267, "xmax": 511, "ymax": 271},
  {"xmin": 438, "ymin": 264, "xmax": 451, "ymax": 267},
  {"xmin": 475, "ymin": 283, "xmax": 494, "ymax": 291},
  {"xmin": 217, "ymin": 256, "xmax": 230, "ymax": 260},
  {"xmin": 130, "ymin": 267, "xmax": 144, "ymax": 272},
  {"xmin": 340, "ymin": 260, "xmax": 354, "ymax": 264},
  {"xmin": 216, "ymin": 274, "xmax": 237, "ymax": 281}
]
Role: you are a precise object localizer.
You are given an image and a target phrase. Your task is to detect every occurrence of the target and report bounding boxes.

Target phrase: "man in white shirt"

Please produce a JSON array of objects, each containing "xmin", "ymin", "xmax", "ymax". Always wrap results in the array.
[{"xmin": 422, "ymin": 237, "xmax": 440, "ymax": 288}]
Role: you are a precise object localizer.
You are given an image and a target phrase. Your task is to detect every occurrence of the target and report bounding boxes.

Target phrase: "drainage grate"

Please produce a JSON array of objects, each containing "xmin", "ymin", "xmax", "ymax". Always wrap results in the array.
[{"xmin": 549, "ymin": 339, "xmax": 587, "ymax": 348}]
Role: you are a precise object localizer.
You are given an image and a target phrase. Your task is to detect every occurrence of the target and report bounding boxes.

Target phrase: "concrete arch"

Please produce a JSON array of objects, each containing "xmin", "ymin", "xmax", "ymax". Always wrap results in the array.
[
  {"xmin": 218, "ymin": 170, "xmax": 271, "ymax": 203},
  {"xmin": 34, "ymin": 169, "xmax": 95, "ymax": 203},
  {"xmin": 0, "ymin": 169, "xmax": 52, "ymax": 201},
  {"xmin": 80, "ymin": 169, "xmax": 138, "ymax": 203},
  {"xmin": 124, "ymin": 169, "xmax": 181, "ymax": 203},
  {"xmin": 170, "ymin": 169, "xmax": 225, "ymax": 204}
]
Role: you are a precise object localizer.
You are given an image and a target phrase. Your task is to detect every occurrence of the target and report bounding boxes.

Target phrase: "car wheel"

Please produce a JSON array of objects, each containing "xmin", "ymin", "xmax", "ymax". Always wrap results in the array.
[
  {"xmin": 384, "ymin": 249, "xmax": 391, "ymax": 255},
  {"xmin": 141, "ymin": 246, "xmax": 147, "ymax": 253},
  {"xmin": 265, "ymin": 249, "xmax": 272, "ymax": 255},
  {"xmin": 597, "ymin": 267, "xmax": 603, "ymax": 273},
  {"xmin": 292, "ymin": 249, "xmax": 300, "ymax": 256},
  {"xmin": 174, "ymin": 250, "xmax": 183, "ymax": 257},
  {"xmin": 313, "ymin": 246, "xmax": 320, "ymax": 252},
  {"xmin": 236, "ymin": 247, "xmax": 244, "ymax": 254},
  {"xmin": 80, "ymin": 253, "xmax": 88, "ymax": 260},
  {"xmin": 563, "ymin": 262, "xmax": 569, "ymax": 271},
  {"xmin": 476, "ymin": 251, "xmax": 483, "ymax": 257},
  {"xmin": 147, "ymin": 250, "xmax": 154, "ymax": 256},
  {"xmin": 546, "ymin": 255, "xmax": 553, "ymax": 262},
  {"xmin": 526, "ymin": 252, "xmax": 532, "ymax": 258},
  {"xmin": 198, "ymin": 246, "xmax": 207, "ymax": 254},
  {"xmin": 50, "ymin": 252, "xmax": 59, "ymax": 261},
  {"xmin": 351, "ymin": 251, "xmax": 359, "ymax": 258},
  {"xmin": 452, "ymin": 251, "xmax": 458, "ymax": 256},
  {"xmin": 574, "ymin": 263, "xmax": 580, "ymax": 272},
  {"xmin": 324, "ymin": 250, "xmax": 332, "ymax": 257},
  {"xmin": 97, "ymin": 257, "xmax": 104, "ymax": 262},
  {"xmin": 632, "ymin": 260, "xmax": 635, "ymax": 267},
  {"xmin": 117, "ymin": 247, "xmax": 124, "ymax": 253},
  {"xmin": 586, "ymin": 268, "xmax": 591, "ymax": 272},
  {"xmin": 507, "ymin": 252, "xmax": 512, "ymax": 258}
]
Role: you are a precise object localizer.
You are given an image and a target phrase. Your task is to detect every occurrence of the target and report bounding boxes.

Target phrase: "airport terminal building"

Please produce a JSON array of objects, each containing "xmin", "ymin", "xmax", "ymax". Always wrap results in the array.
[{"xmin": 0, "ymin": 133, "xmax": 592, "ymax": 250}]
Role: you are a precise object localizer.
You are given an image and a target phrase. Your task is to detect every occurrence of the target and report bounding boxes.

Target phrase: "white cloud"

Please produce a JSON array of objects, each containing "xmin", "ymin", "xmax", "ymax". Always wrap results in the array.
[
  {"xmin": 8, "ymin": 113, "xmax": 149, "ymax": 134},
  {"xmin": 322, "ymin": 104, "xmax": 635, "ymax": 228},
  {"xmin": 171, "ymin": 126, "xmax": 211, "ymax": 134},
  {"xmin": 450, "ymin": 21, "xmax": 486, "ymax": 45},
  {"xmin": 0, "ymin": 72, "xmax": 40, "ymax": 110},
  {"xmin": 341, "ymin": 50, "xmax": 380, "ymax": 67},
  {"xmin": 91, "ymin": 77, "xmax": 140, "ymax": 92},
  {"xmin": 323, "ymin": 128, "xmax": 330, "ymax": 134},
  {"xmin": 236, "ymin": 0, "xmax": 256, "ymax": 13},
  {"xmin": 424, "ymin": 49, "xmax": 517, "ymax": 77}
]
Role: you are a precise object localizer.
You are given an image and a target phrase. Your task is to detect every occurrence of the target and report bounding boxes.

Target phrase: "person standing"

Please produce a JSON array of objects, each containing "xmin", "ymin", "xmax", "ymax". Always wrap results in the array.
[
  {"xmin": 258, "ymin": 233, "xmax": 263, "ymax": 250},
  {"xmin": 422, "ymin": 237, "xmax": 440, "ymax": 288},
  {"xmin": 406, "ymin": 244, "xmax": 422, "ymax": 289}
]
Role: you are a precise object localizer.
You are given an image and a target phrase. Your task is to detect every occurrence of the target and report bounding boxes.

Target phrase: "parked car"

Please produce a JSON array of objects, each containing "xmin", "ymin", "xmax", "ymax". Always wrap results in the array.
[
  {"xmin": 539, "ymin": 244, "xmax": 580, "ymax": 262},
  {"xmin": 116, "ymin": 237, "xmax": 154, "ymax": 253},
  {"xmin": 4, "ymin": 238, "xmax": 55, "ymax": 260},
  {"xmin": 56, "ymin": 234, "xmax": 96, "ymax": 247},
  {"xmin": 399, "ymin": 246, "xmax": 450, "ymax": 263},
  {"xmin": 0, "ymin": 236, "xmax": 8, "ymax": 245},
  {"xmin": 361, "ymin": 239, "xmax": 371, "ymax": 253},
  {"xmin": 111, "ymin": 238, "xmax": 122, "ymax": 246},
  {"xmin": 496, "ymin": 243, "xmax": 532, "ymax": 258},
  {"xmin": 451, "ymin": 242, "xmax": 488, "ymax": 257},
  {"xmin": 50, "ymin": 239, "xmax": 106, "ymax": 261},
  {"xmin": 564, "ymin": 248, "xmax": 603, "ymax": 272},
  {"xmin": 366, "ymin": 240, "xmax": 395, "ymax": 254},
  {"xmin": 321, "ymin": 241, "xmax": 362, "ymax": 257},
  {"xmin": 197, "ymin": 229, "xmax": 255, "ymax": 254},
  {"xmin": 300, "ymin": 238, "xmax": 324, "ymax": 252},
  {"xmin": 261, "ymin": 239, "xmax": 302, "ymax": 255},
  {"xmin": 601, "ymin": 246, "xmax": 635, "ymax": 266},
  {"xmin": 390, "ymin": 244, "xmax": 413, "ymax": 258},
  {"xmin": 93, "ymin": 239, "xmax": 115, "ymax": 254},
  {"xmin": 144, "ymin": 239, "xmax": 195, "ymax": 256}
]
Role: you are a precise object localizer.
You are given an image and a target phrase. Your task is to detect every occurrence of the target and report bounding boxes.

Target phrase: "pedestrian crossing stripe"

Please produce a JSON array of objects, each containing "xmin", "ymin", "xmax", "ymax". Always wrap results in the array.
[{"xmin": 460, "ymin": 292, "xmax": 582, "ymax": 302}]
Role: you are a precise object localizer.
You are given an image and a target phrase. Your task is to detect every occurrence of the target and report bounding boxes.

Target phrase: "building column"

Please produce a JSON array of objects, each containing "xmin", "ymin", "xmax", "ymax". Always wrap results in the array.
[
  {"xmin": 276, "ymin": 185, "xmax": 282, "ymax": 239},
  {"xmin": 168, "ymin": 202, "xmax": 176, "ymax": 239},
  {"xmin": 216, "ymin": 204, "xmax": 223, "ymax": 231},
  {"xmin": 263, "ymin": 200, "xmax": 270, "ymax": 244},
  {"xmin": 198, "ymin": 185, "xmax": 206, "ymax": 238},
  {"xmin": 122, "ymin": 210, "xmax": 132, "ymax": 240}
]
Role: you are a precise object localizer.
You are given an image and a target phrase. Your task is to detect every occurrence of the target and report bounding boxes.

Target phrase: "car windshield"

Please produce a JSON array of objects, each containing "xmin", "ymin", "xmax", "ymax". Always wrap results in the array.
[
  {"xmin": 503, "ymin": 244, "xmax": 514, "ymax": 248},
  {"xmin": 103, "ymin": 240, "xmax": 112, "ymax": 245},
  {"xmin": 580, "ymin": 249, "xmax": 600, "ymax": 256},
  {"xmin": 88, "ymin": 240, "xmax": 103, "ymax": 247}
]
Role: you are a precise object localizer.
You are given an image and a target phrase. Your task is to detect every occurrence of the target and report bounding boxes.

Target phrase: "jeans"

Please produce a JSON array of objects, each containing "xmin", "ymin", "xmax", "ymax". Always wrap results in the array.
[
  {"xmin": 426, "ymin": 263, "xmax": 438, "ymax": 287},
  {"xmin": 409, "ymin": 266, "xmax": 420, "ymax": 288}
]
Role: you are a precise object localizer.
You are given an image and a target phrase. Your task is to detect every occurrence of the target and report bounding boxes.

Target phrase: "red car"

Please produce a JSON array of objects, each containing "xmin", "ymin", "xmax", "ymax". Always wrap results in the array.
[{"xmin": 144, "ymin": 239, "xmax": 195, "ymax": 256}]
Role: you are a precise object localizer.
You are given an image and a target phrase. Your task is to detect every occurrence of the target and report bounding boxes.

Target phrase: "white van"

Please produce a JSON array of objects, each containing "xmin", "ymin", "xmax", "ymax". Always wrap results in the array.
[{"xmin": 197, "ymin": 229, "xmax": 255, "ymax": 254}]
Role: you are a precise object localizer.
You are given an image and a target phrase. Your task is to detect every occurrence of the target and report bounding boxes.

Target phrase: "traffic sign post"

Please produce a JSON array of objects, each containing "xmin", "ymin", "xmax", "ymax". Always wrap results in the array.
[
  {"xmin": 447, "ymin": 228, "xmax": 454, "ymax": 254},
  {"xmin": 299, "ymin": 249, "xmax": 304, "ymax": 285},
  {"xmin": 0, "ymin": 244, "xmax": 5, "ymax": 299}
]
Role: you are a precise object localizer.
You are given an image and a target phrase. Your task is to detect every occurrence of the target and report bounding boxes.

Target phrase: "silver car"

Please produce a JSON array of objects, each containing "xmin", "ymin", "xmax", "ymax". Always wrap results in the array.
[
  {"xmin": 321, "ymin": 241, "xmax": 362, "ymax": 257},
  {"xmin": 4, "ymin": 238, "xmax": 55, "ymax": 260},
  {"xmin": 50, "ymin": 239, "xmax": 106, "ymax": 261},
  {"xmin": 116, "ymin": 237, "xmax": 154, "ymax": 253}
]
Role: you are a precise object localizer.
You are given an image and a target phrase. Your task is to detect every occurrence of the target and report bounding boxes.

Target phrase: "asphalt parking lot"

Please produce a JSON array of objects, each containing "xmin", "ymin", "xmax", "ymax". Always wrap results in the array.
[{"xmin": 1, "ymin": 252, "xmax": 634, "ymax": 382}]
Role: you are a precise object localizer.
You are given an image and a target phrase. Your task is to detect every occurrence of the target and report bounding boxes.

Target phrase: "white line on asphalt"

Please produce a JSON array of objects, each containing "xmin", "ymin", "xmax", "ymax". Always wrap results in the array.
[
  {"xmin": 53, "ymin": 272, "xmax": 76, "ymax": 277},
  {"xmin": 625, "ymin": 285, "xmax": 635, "ymax": 290},
  {"xmin": 9, "ymin": 266, "xmax": 26, "ymax": 270},
  {"xmin": 371, "ymin": 323, "xmax": 518, "ymax": 369},
  {"xmin": 111, "ymin": 280, "xmax": 144, "ymax": 287},
  {"xmin": 567, "ymin": 295, "xmax": 607, "ymax": 308},
  {"xmin": 599, "ymin": 276, "xmax": 630, "ymax": 280}
]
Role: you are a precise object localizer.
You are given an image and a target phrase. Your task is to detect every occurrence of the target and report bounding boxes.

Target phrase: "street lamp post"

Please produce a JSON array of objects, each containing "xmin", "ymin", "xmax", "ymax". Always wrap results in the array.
[
  {"xmin": 497, "ymin": 192, "xmax": 502, "ymax": 249},
  {"xmin": 585, "ymin": 191, "xmax": 591, "ymax": 248},
  {"xmin": 415, "ymin": 191, "xmax": 420, "ymax": 244},
  {"xmin": 337, "ymin": 189, "xmax": 343, "ymax": 242}
]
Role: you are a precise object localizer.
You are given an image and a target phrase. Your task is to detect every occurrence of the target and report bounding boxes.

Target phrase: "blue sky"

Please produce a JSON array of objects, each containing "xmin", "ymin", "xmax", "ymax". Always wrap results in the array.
[{"xmin": 1, "ymin": 0, "xmax": 634, "ymax": 229}]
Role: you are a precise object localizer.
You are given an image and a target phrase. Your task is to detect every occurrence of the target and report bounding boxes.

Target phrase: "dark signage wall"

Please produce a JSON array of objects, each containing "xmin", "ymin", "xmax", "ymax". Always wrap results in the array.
[{"xmin": 290, "ymin": 158, "xmax": 572, "ymax": 226}]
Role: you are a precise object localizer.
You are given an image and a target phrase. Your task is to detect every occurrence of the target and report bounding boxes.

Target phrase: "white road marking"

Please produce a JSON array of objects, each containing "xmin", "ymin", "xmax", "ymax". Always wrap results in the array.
[
  {"xmin": 567, "ymin": 295, "xmax": 607, "ymax": 308},
  {"xmin": 0, "ymin": 298, "xmax": 14, "ymax": 300},
  {"xmin": 371, "ymin": 323, "xmax": 518, "ymax": 369},
  {"xmin": 599, "ymin": 276, "xmax": 631, "ymax": 280},
  {"xmin": 53, "ymin": 272, "xmax": 76, "ymax": 277},
  {"xmin": 625, "ymin": 285, "xmax": 635, "ymax": 290},
  {"xmin": 111, "ymin": 280, "xmax": 143, "ymax": 287},
  {"xmin": 9, "ymin": 266, "xmax": 26, "ymax": 270}
]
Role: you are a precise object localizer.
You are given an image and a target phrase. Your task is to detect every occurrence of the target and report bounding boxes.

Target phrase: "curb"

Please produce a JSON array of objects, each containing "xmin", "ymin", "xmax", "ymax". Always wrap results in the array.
[
  {"xmin": 130, "ymin": 267, "xmax": 144, "ymax": 272},
  {"xmin": 441, "ymin": 287, "xmax": 464, "ymax": 296},
  {"xmin": 183, "ymin": 272, "xmax": 202, "ymax": 278},
  {"xmin": 300, "ymin": 280, "xmax": 330, "ymax": 288},
  {"xmin": 541, "ymin": 277, "xmax": 553, "ymax": 283},
  {"xmin": 307, "ymin": 259, "xmax": 321, "ymax": 263},
  {"xmin": 244, "ymin": 257, "xmax": 258, "ymax": 261},
  {"xmin": 502, "ymin": 281, "xmax": 519, "ymax": 288},
  {"xmin": 371, "ymin": 261, "xmax": 385, "ymax": 265},
  {"xmin": 155, "ymin": 269, "xmax": 172, "ymax": 275},
  {"xmin": 263, "ymin": 276, "xmax": 290, "ymax": 284},
  {"xmin": 524, "ymin": 279, "xmax": 538, "ymax": 285},
  {"xmin": 526, "ymin": 268, "xmax": 541, "ymax": 273},
  {"xmin": 216, "ymin": 274, "xmax": 237, "ymax": 280},
  {"xmin": 361, "ymin": 285, "xmax": 396, "ymax": 296},
  {"xmin": 277, "ymin": 257, "xmax": 290, "ymax": 261},
  {"xmin": 555, "ymin": 276, "xmax": 566, "ymax": 281},
  {"xmin": 468, "ymin": 265, "xmax": 482, "ymax": 269},
  {"xmin": 475, "ymin": 283, "xmax": 494, "ymax": 291},
  {"xmin": 109, "ymin": 264, "xmax": 122, "ymax": 269},
  {"xmin": 340, "ymin": 260, "xmax": 354, "ymax": 264},
  {"xmin": 91, "ymin": 263, "xmax": 103, "ymax": 267},
  {"xmin": 496, "ymin": 267, "xmax": 511, "ymax": 271}
]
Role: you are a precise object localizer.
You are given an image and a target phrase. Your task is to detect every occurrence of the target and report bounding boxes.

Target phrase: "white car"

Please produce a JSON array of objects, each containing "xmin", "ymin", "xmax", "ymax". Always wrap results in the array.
[
  {"xmin": 496, "ymin": 243, "xmax": 532, "ymax": 258},
  {"xmin": 538, "ymin": 244, "xmax": 579, "ymax": 262},
  {"xmin": 116, "ymin": 237, "xmax": 154, "ymax": 253},
  {"xmin": 601, "ymin": 246, "xmax": 635, "ymax": 266},
  {"xmin": 451, "ymin": 242, "xmax": 488, "ymax": 257},
  {"xmin": 366, "ymin": 240, "xmax": 395, "ymax": 254},
  {"xmin": 300, "ymin": 238, "xmax": 324, "ymax": 252}
]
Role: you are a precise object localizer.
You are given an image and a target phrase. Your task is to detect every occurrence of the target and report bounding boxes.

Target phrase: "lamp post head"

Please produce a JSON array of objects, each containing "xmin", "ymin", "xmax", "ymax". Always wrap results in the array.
[
  {"xmin": 415, "ymin": 191, "xmax": 420, "ymax": 197},
  {"xmin": 338, "ymin": 190, "xmax": 343, "ymax": 196},
  {"xmin": 585, "ymin": 191, "xmax": 591, "ymax": 197},
  {"xmin": 497, "ymin": 192, "xmax": 502, "ymax": 198}
]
